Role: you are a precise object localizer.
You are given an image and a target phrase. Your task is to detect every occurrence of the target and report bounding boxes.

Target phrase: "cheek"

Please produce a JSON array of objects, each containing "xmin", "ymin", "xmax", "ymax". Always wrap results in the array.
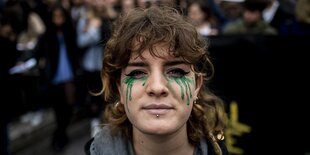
[
  {"xmin": 121, "ymin": 81, "xmax": 146, "ymax": 113},
  {"xmin": 168, "ymin": 77, "xmax": 195, "ymax": 106},
  {"xmin": 120, "ymin": 80, "xmax": 145, "ymax": 104}
]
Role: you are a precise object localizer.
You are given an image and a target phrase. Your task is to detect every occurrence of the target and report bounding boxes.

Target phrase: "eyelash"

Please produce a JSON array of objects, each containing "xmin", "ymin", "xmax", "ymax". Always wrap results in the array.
[
  {"xmin": 125, "ymin": 68, "xmax": 189, "ymax": 79},
  {"xmin": 167, "ymin": 68, "xmax": 190, "ymax": 78},
  {"xmin": 125, "ymin": 70, "xmax": 146, "ymax": 79}
]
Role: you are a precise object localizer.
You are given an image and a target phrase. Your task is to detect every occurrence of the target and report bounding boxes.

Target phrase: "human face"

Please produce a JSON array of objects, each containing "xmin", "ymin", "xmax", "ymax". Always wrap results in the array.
[
  {"xmin": 188, "ymin": 3, "xmax": 205, "ymax": 24},
  {"xmin": 53, "ymin": 9, "xmax": 65, "ymax": 27},
  {"xmin": 243, "ymin": 10, "xmax": 261, "ymax": 25},
  {"xmin": 118, "ymin": 45, "xmax": 203, "ymax": 136}
]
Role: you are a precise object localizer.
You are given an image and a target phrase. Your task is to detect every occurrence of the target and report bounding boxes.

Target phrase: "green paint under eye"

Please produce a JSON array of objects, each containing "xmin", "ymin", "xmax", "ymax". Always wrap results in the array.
[
  {"xmin": 171, "ymin": 77, "xmax": 194, "ymax": 105},
  {"xmin": 183, "ymin": 79, "xmax": 193, "ymax": 98},
  {"xmin": 165, "ymin": 76, "xmax": 176, "ymax": 97},
  {"xmin": 123, "ymin": 76, "xmax": 148, "ymax": 113},
  {"xmin": 174, "ymin": 79, "xmax": 184, "ymax": 100},
  {"xmin": 123, "ymin": 77, "xmax": 135, "ymax": 113},
  {"xmin": 141, "ymin": 77, "xmax": 147, "ymax": 86}
]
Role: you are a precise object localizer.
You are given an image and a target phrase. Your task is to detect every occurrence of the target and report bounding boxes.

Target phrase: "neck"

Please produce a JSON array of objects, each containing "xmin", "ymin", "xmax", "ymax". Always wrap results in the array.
[{"xmin": 133, "ymin": 126, "xmax": 195, "ymax": 155}]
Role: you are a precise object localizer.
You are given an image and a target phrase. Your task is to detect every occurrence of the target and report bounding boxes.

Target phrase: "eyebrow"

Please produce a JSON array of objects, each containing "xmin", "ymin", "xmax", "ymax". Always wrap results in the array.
[
  {"xmin": 127, "ymin": 60, "xmax": 187, "ymax": 67},
  {"xmin": 164, "ymin": 60, "xmax": 188, "ymax": 67}
]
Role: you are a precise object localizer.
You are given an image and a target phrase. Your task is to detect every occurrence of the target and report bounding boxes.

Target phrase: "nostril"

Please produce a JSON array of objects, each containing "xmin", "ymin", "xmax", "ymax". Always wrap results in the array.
[
  {"xmin": 148, "ymin": 91, "xmax": 155, "ymax": 96},
  {"xmin": 145, "ymin": 73, "xmax": 169, "ymax": 97},
  {"xmin": 147, "ymin": 87, "xmax": 168, "ymax": 97},
  {"xmin": 161, "ymin": 91, "xmax": 167, "ymax": 96}
]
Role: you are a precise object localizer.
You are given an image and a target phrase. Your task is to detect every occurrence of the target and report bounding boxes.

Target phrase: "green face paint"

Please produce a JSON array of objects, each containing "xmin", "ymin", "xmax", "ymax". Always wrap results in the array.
[
  {"xmin": 141, "ymin": 77, "xmax": 147, "ymax": 86},
  {"xmin": 123, "ymin": 76, "xmax": 147, "ymax": 113},
  {"xmin": 124, "ymin": 73, "xmax": 194, "ymax": 112},
  {"xmin": 123, "ymin": 77, "xmax": 134, "ymax": 113},
  {"xmin": 165, "ymin": 76, "xmax": 176, "ymax": 97},
  {"xmin": 170, "ymin": 76, "xmax": 194, "ymax": 105}
]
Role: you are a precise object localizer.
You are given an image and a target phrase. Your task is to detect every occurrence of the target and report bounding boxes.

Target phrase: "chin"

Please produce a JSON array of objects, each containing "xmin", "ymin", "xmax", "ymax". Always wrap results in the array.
[
  {"xmin": 144, "ymin": 129, "xmax": 175, "ymax": 136},
  {"xmin": 139, "ymin": 124, "xmax": 179, "ymax": 136}
]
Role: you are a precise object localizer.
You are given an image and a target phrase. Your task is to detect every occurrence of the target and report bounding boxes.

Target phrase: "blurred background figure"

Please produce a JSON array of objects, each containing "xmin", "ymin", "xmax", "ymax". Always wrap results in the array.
[
  {"xmin": 120, "ymin": 0, "xmax": 137, "ymax": 14},
  {"xmin": 40, "ymin": 5, "xmax": 78, "ymax": 152},
  {"xmin": 75, "ymin": 2, "xmax": 105, "ymax": 138},
  {"xmin": 217, "ymin": 0, "xmax": 244, "ymax": 31},
  {"xmin": 136, "ymin": 0, "xmax": 150, "ymax": 9},
  {"xmin": 0, "ymin": 0, "xmax": 46, "ymax": 154},
  {"xmin": 71, "ymin": 0, "xmax": 86, "ymax": 26},
  {"xmin": 187, "ymin": 0, "xmax": 219, "ymax": 37},
  {"xmin": 262, "ymin": 0, "xmax": 294, "ymax": 34},
  {"xmin": 13, "ymin": 0, "xmax": 46, "ymax": 127},
  {"xmin": 279, "ymin": 0, "xmax": 310, "ymax": 35},
  {"xmin": 97, "ymin": 0, "xmax": 120, "ymax": 21},
  {"xmin": 1, "ymin": 6, "xmax": 19, "ymax": 153},
  {"xmin": 222, "ymin": 0, "xmax": 277, "ymax": 35}
]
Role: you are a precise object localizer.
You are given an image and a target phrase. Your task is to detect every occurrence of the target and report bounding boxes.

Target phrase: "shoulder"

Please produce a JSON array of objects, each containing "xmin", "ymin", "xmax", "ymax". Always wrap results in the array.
[
  {"xmin": 84, "ymin": 126, "xmax": 111, "ymax": 155},
  {"xmin": 84, "ymin": 126, "xmax": 130, "ymax": 155},
  {"xmin": 258, "ymin": 22, "xmax": 278, "ymax": 35},
  {"xmin": 84, "ymin": 126, "xmax": 112, "ymax": 154},
  {"xmin": 222, "ymin": 20, "xmax": 244, "ymax": 34}
]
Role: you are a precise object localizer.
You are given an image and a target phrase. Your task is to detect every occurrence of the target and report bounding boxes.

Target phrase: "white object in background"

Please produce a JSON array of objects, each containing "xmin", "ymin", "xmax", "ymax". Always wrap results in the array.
[{"xmin": 9, "ymin": 58, "xmax": 37, "ymax": 74}]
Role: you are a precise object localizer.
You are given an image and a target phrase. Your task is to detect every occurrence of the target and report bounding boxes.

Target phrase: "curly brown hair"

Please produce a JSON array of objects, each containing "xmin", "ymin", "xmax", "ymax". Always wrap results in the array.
[{"xmin": 100, "ymin": 6, "xmax": 227, "ymax": 155}]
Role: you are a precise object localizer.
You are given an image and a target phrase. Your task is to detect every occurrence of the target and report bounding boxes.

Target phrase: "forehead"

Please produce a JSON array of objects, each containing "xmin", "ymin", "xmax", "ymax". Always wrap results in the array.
[
  {"xmin": 130, "ymin": 47, "xmax": 177, "ymax": 62},
  {"xmin": 130, "ymin": 42, "xmax": 177, "ymax": 61}
]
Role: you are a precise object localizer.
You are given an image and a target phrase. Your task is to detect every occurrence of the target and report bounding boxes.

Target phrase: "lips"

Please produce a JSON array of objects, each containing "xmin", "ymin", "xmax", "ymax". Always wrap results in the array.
[{"xmin": 142, "ymin": 104, "xmax": 174, "ymax": 115}]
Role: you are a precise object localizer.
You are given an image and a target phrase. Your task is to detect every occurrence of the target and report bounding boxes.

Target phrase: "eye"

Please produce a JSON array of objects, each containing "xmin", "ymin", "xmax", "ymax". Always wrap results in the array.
[
  {"xmin": 167, "ymin": 68, "xmax": 190, "ymax": 78},
  {"xmin": 125, "ymin": 70, "xmax": 147, "ymax": 79}
]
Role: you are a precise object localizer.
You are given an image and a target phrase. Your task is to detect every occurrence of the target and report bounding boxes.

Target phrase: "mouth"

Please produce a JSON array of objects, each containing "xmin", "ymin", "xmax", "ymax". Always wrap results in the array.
[{"xmin": 142, "ymin": 104, "xmax": 174, "ymax": 115}]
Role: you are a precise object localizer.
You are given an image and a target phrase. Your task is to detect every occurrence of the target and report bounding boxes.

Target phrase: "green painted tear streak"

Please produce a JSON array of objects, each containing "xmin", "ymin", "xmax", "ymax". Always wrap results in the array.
[
  {"xmin": 184, "ymin": 78, "xmax": 193, "ymax": 98},
  {"xmin": 123, "ymin": 77, "xmax": 135, "ymax": 113},
  {"xmin": 172, "ymin": 77, "xmax": 193, "ymax": 105},
  {"xmin": 174, "ymin": 79, "xmax": 184, "ymax": 100},
  {"xmin": 165, "ymin": 76, "xmax": 176, "ymax": 97},
  {"xmin": 181, "ymin": 80, "xmax": 190, "ymax": 105},
  {"xmin": 123, "ymin": 76, "xmax": 148, "ymax": 113},
  {"xmin": 141, "ymin": 77, "xmax": 147, "ymax": 86}
]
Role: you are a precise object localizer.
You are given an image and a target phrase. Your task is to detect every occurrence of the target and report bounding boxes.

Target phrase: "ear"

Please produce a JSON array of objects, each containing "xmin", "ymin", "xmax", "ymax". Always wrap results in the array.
[{"xmin": 194, "ymin": 73, "xmax": 203, "ymax": 96}]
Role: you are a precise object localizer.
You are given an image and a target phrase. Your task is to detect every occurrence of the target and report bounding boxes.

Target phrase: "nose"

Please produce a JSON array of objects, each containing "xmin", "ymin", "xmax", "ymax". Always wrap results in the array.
[{"xmin": 145, "ymin": 71, "xmax": 168, "ymax": 97}]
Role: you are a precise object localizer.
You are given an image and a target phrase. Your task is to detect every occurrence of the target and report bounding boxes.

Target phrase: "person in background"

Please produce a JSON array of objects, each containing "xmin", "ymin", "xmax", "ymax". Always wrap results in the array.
[
  {"xmin": 85, "ymin": 6, "xmax": 229, "ymax": 155},
  {"xmin": 216, "ymin": 0, "xmax": 244, "ymax": 31},
  {"xmin": 120, "ymin": 0, "xmax": 137, "ymax": 14},
  {"xmin": 13, "ymin": 0, "xmax": 46, "ymax": 127},
  {"xmin": 41, "ymin": 5, "xmax": 78, "ymax": 152},
  {"xmin": 0, "ymin": 12, "xmax": 20, "ymax": 155},
  {"xmin": 262, "ymin": 0, "xmax": 293, "ymax": 33},
  {"xmin": 187, "ymin": 0, "xmax": 219, "ymax": 37},
  {"xmin": 279, "ymin": 0, "xmax": 310, "ymax": 35},
  {"xmin": 76, "ymin": 3, "xmax": 104, "ymax": 138},
  {"xmin": 222, "ymin": 0, "xmax": 277, "ymax": 35}
]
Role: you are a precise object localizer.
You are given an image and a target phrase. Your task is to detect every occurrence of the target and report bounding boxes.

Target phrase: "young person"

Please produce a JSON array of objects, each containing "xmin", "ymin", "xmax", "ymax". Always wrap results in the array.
[{"xmin": 85, "ymin": 6, "xmax": 229, "ymax": 155}]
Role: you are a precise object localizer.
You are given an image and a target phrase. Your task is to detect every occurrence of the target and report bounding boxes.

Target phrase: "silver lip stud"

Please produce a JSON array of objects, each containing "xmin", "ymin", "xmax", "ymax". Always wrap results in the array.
[{"xmin": 156, "ymin": 114, "xmax": 159, "ymax": 118}]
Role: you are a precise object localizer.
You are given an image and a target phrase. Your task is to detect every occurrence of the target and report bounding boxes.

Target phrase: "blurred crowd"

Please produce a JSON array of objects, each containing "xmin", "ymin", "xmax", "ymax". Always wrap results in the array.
[{"xmin": 0, "ymin": 0, "xmax": 309, "ymax": 155}]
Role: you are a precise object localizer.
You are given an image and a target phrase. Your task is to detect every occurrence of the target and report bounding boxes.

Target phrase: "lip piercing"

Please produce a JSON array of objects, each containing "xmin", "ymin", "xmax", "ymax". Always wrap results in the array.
[{"xmin": 156, "ymin": 114, "xmax": 159, "ymax": 118}]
